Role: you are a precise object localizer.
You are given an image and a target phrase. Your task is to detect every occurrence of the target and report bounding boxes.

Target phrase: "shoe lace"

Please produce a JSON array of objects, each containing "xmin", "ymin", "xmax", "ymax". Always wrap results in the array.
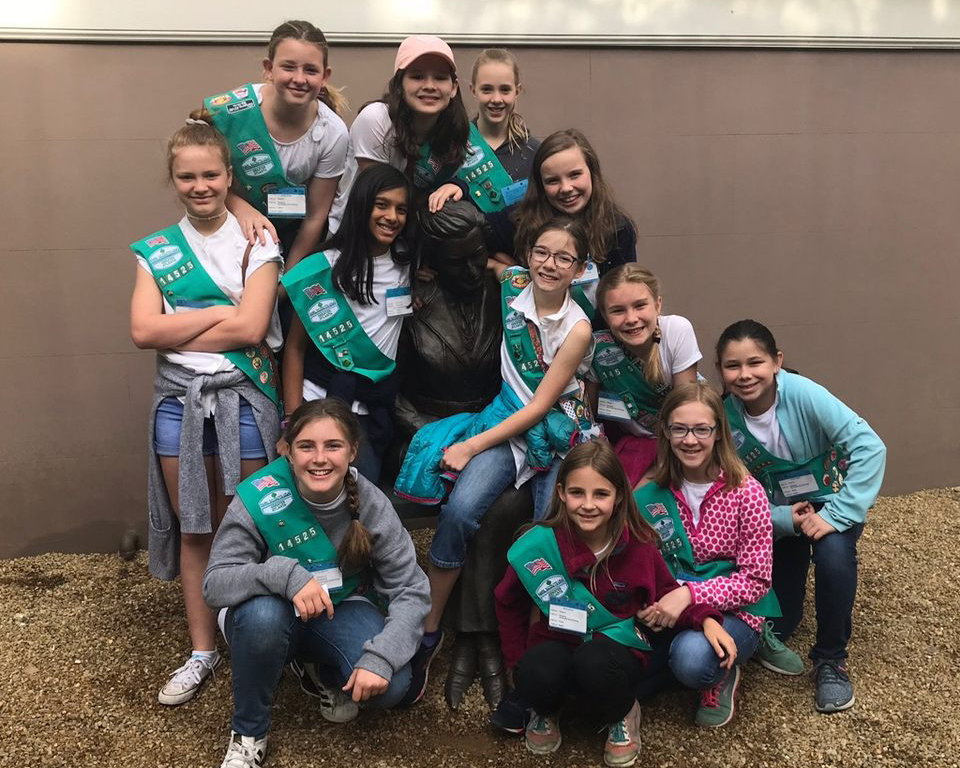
[
  {"xmin": 815, "ymin": 660, "xmax": 849, "ymax": 684},
  {"xmin": 168, "ymin": 656, "xmax": 216, "ymax": 689},
  {"xmin": 700, "ymin": 684, "xmax": 720, "ymax": 708},
  {"xmin": 607, "ymin": 718, "xmax": 629, "ymax": 745},
  {"xmin": 761, "ymin": 621, "xmax": 789, "ymax": 653},
  {"xmin": 530, "ymin": 713, "xmax": 552, "ymax": 734},
  {"xmin": 223, "ymin": 735, "xmax": 260, "ymax": 768}
]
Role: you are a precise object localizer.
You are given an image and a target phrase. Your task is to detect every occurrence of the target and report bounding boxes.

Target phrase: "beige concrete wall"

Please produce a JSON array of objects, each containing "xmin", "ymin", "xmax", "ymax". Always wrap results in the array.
[{"xmin": 2, "ymin": 42, "xmax": 955, "ymax": 558}]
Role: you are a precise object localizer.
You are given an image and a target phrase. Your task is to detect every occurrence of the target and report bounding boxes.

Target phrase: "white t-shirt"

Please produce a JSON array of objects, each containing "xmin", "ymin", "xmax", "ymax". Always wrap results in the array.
[
  {"xmin": 328, "ymin": 102, "xmax": 404, "ymax": 232},
  {"xmin": 136, "ymin": 214, "xmax": 283, "ymax": 414},
  {"xmin": 681, "ymin": 479, "xmax": 713, "ymax": 528},
  {"xmin": 301, "ymin": 246, "xmax": 410, "ymax": 414},
  {"xmin": 744, "ymin": 394, "xmax": 794, "ymax": 461},
  {"xmin": 501, "ymin": 282, "xmax": 595, "ymax": 486},
  {"xmin": 252, "ymin": 84, "xmax": 348, "ymax": 185},
  {"xmin": 590, "ymin": 314, "xmax": 702, "ymax": 437}
]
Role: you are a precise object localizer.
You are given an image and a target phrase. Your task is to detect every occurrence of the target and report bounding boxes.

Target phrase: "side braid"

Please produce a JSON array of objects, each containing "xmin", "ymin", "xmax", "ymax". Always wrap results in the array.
[{"xmin": 338, "ymin": 472, "xmax": 373, "ymax": 573}]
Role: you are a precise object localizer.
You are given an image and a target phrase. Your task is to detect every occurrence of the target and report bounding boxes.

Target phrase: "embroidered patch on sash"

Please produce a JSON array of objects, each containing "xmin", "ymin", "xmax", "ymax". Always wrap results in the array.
[
  {"xmin": 252, "ymin": 475, "xmax": 280, "ymax": 491},
  {"xmin": 308, "ymin": 298, "xmax": 339, "ymax": 324},
  {"xmin": 241, "ymin": 153, "xmax": 275, "ymax": 176},
  {"xmin": 259, "ymin": 488, "xmax": 294, "ymax": 515},
  {"xmin": 236, "ymin": 139, "xmax": 263, "ymax": 155},
  {"xmin": 210, "ymin": 94, "xmax": 231, "ymax": 106},
  {"xmin": 536, "ymin": 575, "xmax": 569, "ymax": 602},
  {"xmin": 524, "ymin": 558, "xmax": 552, "ymax": 575},
  {"xmin": 645, "ymin": 502, "xmax": 669, "ymax": 517},
  {"xmin": 302, "ymin": 283, "xmax": 327, "ymax": 299}
]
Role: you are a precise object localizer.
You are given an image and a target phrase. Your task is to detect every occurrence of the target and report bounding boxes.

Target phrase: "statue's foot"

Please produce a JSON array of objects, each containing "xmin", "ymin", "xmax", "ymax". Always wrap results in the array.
[
  {"xmin": 444, "ymin": 632, "xmax": 478, "ymax": 710},
  {"xmin": 477, "ymin": 632, "xmax": 507, "ymax": 709}
]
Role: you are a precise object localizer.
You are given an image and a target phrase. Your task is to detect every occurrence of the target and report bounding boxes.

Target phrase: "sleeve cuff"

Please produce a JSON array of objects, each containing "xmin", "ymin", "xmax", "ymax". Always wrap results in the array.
[
  {"xmin": 356, "ymin": 652, "xmax": 394, "ymax": 682},
  {"xmin": 285, "ymin": 566, "xmax": 313, "ymax": 602},
  {"xmin": 771, "ymin": 504, "xmax": 799, "ymax": 540}
]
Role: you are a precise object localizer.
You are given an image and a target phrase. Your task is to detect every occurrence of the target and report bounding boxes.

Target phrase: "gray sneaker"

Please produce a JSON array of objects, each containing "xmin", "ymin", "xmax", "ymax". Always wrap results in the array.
[
  {"xmin": 813, "ymin": 660, "xmax": 855, "ymax": 713},
  {"xmin": 754, "ymin": 621, "xmax": 804, "ymax": 676}
]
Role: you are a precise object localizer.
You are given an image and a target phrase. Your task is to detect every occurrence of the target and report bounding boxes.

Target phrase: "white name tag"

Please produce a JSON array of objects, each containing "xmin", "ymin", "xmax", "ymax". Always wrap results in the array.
[
  {"xmin": 572, "ymin": 261, "xmax": 599, "ymax": 285},
  {"xmin": 385, "ymin": 286, "xmax": 413, "ymax": 317},
  {"xmin": 777, "ymin": 470, "xmax": 820, "ymax": 500},
  {"xmin": 307, "ymin": 562, "xmax": 343, "ymax": 592},
  {"xmin": 548, "ymin": 600, "xmax": 588, "ymax": 635},
  {"xmin": 597, "ymin": 392, "xmax": 632, "ymax": 422},
  {"xmin": 267, "ymin": 186, "xmax": 307, "ymax": 218}
]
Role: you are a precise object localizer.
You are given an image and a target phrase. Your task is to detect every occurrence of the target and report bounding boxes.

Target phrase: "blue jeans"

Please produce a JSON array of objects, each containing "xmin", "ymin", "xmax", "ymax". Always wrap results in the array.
[
  {"xmin": 771, "ymin": 523, "xmax": 863, "ymax": 661},
  {"xmin": 225, "ymin": 595, "xmax": 411, "ymax": 737},
  {"xmin": 352, "ymin": 414, "xmax": 382, "ymax": 486},
  {"xmin": 154, "ymin": 396, "xmax": 266, "ymax": 458},
  {"xmin": 428, "ymin": 443, "xmax": 561, "ymax": 569},
  {"xmin": 669, "ymin": 613, "xmax": 760, "ymax": 689}
]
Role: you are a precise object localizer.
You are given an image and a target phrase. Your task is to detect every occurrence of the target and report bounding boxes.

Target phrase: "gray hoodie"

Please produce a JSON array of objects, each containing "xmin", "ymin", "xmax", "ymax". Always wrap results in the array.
[{"xmin": 203, "ymin": 469, "xmax": 429, "ymax": 681}]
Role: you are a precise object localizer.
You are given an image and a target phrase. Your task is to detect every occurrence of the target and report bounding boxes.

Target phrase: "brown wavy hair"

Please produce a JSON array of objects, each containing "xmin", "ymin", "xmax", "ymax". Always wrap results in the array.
[
  {"xmin": 283, "ymin": 399, "xmax": 372, "ymax": 574},
  {"xmin": 652, "ymin": 383, "xmax": 747, "ymax": 492},
  {"xmin": 166, "ymin": 112, "xmax": 231, "ymax": 177},
  {"xmin": 512, "ymin": 129, "xmax": 630, "ymax": 265},
  {"xmin": 266, "ymin": 20, "xmax": 348, "ymax": 116},
  {"xmin": 534, "ymin": 441, "xmax": 656, "ymax": 590}
]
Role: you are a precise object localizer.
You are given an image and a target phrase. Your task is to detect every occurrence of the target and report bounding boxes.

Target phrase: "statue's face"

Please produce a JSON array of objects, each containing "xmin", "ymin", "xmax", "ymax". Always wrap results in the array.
[{"xmin": 429, "ymin": 240, "xmax": 487, "ymax": 296}]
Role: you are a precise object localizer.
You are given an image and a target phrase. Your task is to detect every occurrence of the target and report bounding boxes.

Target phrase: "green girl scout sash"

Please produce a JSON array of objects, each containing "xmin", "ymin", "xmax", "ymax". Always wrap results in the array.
[
  {"xmin": 500, "ymin": 268, "xmax": 594, "ymax": 432},
  {"xmin": 633, "ymin": 483, "xmax": 781, "ymax": 618},
  {"xmin": 724, "ymin": 399, "xmax": 849, "ymax": 504},
  {"xmin": 413, "ymin": 123, "xmax": 514, "ymax": 213},
  {"xmin": 204, "ymin": 84, "xmax": 295, "ymax": 215},
  {"xmin": 591, "ymin": 331, "xmax": 671, "ymax": 431},
  {"xmin": 237, "ymin": 457, "xmax": 360, "ymax": 605},
  {"xmin": 282, "ymin": 252, "xmax": 396, "ymax": 383},
  {"xmin": 507, "ymin": 525, "xmax": 652, "ymax": 651},
  {"xmin": 130, "ymin": 226, "xmax": 280, "ymax": 409}
]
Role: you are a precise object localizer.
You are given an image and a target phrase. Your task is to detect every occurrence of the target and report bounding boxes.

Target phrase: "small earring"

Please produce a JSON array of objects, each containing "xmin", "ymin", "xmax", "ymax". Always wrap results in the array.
[{"xmin": 653, "ymin": 324, "xmax": 662, "ymax": 344}]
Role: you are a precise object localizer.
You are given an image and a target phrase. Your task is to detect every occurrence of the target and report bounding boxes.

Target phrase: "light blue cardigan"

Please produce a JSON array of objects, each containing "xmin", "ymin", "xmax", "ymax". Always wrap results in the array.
[{"xmin": 726, "ymin": 370, "xmax": 886, "ymax": 539}]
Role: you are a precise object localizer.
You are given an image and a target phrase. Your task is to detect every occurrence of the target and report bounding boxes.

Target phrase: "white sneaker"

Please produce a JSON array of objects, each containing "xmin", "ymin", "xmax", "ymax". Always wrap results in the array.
[
  {"xmin": 158, "ymin": 652, "xmax": 220, "ymax": 706},
  {"xmin": 289, "ymin": 660, "xmax": 359, "ymax": 723},
  {"xmin": 220, "ymin": 731, "xmax": 267, "ymax": 768}
]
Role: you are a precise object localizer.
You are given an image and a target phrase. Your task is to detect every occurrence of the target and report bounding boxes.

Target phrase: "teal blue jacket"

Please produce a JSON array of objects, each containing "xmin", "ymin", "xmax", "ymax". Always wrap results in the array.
[
  {"xmin": 727, "ymin": 370, "xmax": 886, "ymax": 538},
  {"xmin": 393, "ymin": 383, "xmax": 577, "ymax": 505}
]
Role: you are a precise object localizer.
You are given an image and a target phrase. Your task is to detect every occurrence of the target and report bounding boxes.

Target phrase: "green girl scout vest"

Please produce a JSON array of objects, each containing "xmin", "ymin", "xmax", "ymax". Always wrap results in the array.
[
  {"xmin": 500, "ymin": 268, "xmax": 594, "ymax": 432},
  {"xmin": 633, "ymin": 483, "xmax": 781, "ymax": 617},
  {"xmin": 507, "ymin": 525, "xmax": 652, "ymax": 651},
  {"xmin": 204, "ymin": 84, "xmax": 292, "ymax": 214},
  {"xmin": 413, "ymin": 123, "xmax": 514, "ymax": 213},
  {"xmin": 236, "ymin": 457, "xmax": 360, "ymax": 605},
  {"xmin": 130, "ymin": 225, "xmax": 280, "ymax": 409},
  {"xmin": 724, "ymin": 399, "xmax": 849, "ymax": 504},
  {"xmin": 591, "ymin": 331, "xmax": 671, "ymax": 432},
  {"xmin": 282, "ymin": 252, "xmax": 396, "ymax": 383}
]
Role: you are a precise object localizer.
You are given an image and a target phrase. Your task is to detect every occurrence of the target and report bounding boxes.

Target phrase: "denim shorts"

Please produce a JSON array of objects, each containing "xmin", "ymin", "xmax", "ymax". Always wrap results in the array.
[{"xmin": 154, "ymin": 397, "xmax": 267, "ymax": 459}]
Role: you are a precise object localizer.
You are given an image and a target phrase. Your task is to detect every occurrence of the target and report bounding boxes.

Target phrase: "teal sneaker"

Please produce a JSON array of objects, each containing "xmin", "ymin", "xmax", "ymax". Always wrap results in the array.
[
  {"xmin": 813, "ymin": 660, "xmax": 855, "ymax": 713},
  {"xmin": 754, "ymin": 621, "xmax": 804, "ymax": 676},
  {"xmin": 695, "ymin": 665, "xmax": 741, "ymax": 728}
]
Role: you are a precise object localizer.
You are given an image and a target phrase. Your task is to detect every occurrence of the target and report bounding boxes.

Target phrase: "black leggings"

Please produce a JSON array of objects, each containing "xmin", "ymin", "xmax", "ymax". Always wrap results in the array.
[{"xmin": 513, "ymin": 634, "xmax": 645, "ymax": 724}]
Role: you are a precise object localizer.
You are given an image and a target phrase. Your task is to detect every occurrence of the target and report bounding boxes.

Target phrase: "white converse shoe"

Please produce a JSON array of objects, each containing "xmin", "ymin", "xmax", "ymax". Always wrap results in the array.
[
  {"xmin": 220, "ymin": 731, "xmax": 267, "ymax": 768},
  {"xmin": 289, "ymin": 660, "xmax": 359, "ymax": 723},
  {"xmin": 158, "ymin": 652, "xmax": 220, "ymax": 706}
]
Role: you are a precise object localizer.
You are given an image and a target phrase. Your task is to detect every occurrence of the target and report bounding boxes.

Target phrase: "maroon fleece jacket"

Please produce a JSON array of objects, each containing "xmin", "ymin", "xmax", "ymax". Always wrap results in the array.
[{"xmin": 495, "ymin": 525, "xmax": 722, "ymax": 670}]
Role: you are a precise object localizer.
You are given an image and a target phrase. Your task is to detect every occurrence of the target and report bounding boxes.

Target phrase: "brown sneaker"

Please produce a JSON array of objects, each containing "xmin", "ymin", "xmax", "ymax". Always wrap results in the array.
[{"xmin": 604, "ymin": 701, "xmax": 641, "ymax": 767}]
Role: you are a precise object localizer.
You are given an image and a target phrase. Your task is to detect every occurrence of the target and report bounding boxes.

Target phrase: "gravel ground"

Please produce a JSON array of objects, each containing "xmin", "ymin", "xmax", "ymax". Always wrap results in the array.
[{"xmin": 1, "ymin": 488, "xmax": 958, "ymax": 768}]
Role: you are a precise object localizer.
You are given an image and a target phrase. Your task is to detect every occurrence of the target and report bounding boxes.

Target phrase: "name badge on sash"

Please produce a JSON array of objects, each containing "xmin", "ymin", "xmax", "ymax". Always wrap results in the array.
[
  {"xmin": 674, "ymin": 571, "xmax": 706, "ymax": 586},
  {"xmin": 573, "ymin": 260, "xmax": 599, "ymax": 285},
  {"xmin": 597, "ymin": 392, "xmax": 632, "ymax": 422},
  {"xmin": 501, "ymin": 179, "xmax": 528, "ymax": 207},
  {"xmin": 548, "ymin": 598, "xmax": 589, "ymax": 635},
  {"xmin": 267, "ymin": 186, "xmax": 307, "ymax": 218},
  {"xmin": 385, "ymin": 286, "xmax": 413, "ymax": 317},
  {"xmin": 307, "ymin": 561, "xmax": 344, "ymax": 593},
  {"xmin": 775, "ymin": 469, "xmax": 821, "ymax": 502}
]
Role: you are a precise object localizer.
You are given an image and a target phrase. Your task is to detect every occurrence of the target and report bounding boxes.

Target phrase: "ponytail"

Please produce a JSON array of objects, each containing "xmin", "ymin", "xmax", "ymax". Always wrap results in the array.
[
  {"xmin": 320, "ymin": 84, "xmax": 350, "ymax": 118},
  {"xmin": 337, "ymin": 472, "xmax": 373, "ymax": 573}
]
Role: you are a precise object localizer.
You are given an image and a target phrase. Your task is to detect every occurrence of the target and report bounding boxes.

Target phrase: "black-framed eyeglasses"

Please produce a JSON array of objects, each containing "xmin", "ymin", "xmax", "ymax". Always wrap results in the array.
[
  {"xmin": 529, "ymin": 246, "xmax": 578, "ymax": 269},
  {"xmin": 665, "ymin": 424, "xmax": 718, "ymax": 440}
]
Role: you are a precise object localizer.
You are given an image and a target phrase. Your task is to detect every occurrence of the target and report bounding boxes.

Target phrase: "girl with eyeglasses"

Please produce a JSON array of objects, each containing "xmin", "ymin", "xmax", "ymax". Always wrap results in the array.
[
  {"xmin": 394, "ymin": 216, "xmax": 599, "ymax": 693},
  {"xmin": 716, "ymin": 320, "xmax": 886, "ymax": 714},
  {"xmin": 633, "ymin": 383, "xmax": 775, "ymax": 728},
  {"xmin": 587, "ymin": 264, "xmax": 701, "ymax": 488}
]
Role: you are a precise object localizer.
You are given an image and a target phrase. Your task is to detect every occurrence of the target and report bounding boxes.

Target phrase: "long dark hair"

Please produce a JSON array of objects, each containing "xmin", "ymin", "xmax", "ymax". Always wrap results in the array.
[
  {"xmin": 283, "ymin": 399, "xmax": 372, "ymax": 574},
  {"xmin": 382, "ymin": 69, "xmax": 470, "ymax": 169},
  {"xmin": 319, "ymin": 163, "xmax": 413, "ymax": 305},
  {"xmin": 513, "ymin": 129, "xmax": 630, "ymax": 264}
]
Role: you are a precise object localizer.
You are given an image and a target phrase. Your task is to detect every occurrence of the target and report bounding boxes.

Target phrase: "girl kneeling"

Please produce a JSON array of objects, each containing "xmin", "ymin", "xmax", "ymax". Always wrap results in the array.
[
  {"xmin": 634, "ymin": 383, "xmax": 775, "ymax": 728},
  {"xmin": 496, "ymin": 441, "xmax": 729, "ymax": 767},
  {"xmin": 203, "ymin": 400, "xmax": 430, "ymax": 768}
]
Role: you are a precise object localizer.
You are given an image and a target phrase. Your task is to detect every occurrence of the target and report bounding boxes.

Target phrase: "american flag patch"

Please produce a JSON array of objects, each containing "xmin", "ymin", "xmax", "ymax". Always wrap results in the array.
[
  {"xmin": 236, "ymin": 140, "xmax": 263, "ymax": 156},
  {"xmin": 253, "ymin": 475, "xmax": 280, "ymax": 491},
  {"xmin": 146, "ymin": 236, "xmax": 168, "ymax": 247},
  {"xmin": 646, "ymin": 503, "xmax": 669, "ymax": 517},
  {"xmin": 524, "ymin": 558, "xmax": 552, "ymax": 575},
  {"xmin": 302, "ymin": 283, "xmax": 327, "ymax": 299}
]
